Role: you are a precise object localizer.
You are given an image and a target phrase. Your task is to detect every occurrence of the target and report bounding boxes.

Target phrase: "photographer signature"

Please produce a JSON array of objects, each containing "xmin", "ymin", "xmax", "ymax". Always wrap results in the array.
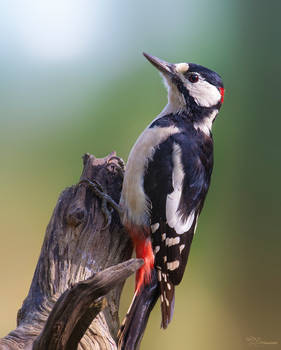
[{"xmin": 246, "ymin": 336, "xmax": 278, "ymax": 346}]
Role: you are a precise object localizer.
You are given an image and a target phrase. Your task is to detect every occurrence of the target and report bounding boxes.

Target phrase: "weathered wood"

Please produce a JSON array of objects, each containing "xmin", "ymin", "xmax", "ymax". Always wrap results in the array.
[
  {"xmin": 33, "ymin": 259, "xmax": 143, "ymax": 350},
  {"xmin": 0, "ymin": 153, "xmax": 135, "ymax": 350}
]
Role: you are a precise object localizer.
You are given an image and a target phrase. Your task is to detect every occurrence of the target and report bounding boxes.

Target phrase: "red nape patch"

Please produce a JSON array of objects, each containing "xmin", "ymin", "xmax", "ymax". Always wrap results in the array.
[
  {"xmin": 219, "ymin": 87, "xmax": 225, "ymax": 104},
  {"xmin": 134, "ymin": 237, "xmax": 154, "ymax": 294}
]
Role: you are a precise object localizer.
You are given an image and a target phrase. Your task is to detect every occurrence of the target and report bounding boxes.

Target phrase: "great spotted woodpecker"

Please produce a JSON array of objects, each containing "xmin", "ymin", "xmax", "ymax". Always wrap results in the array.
[{"xmin": 117, "ymin": 53, "xmax": 224, "ymax": 349}]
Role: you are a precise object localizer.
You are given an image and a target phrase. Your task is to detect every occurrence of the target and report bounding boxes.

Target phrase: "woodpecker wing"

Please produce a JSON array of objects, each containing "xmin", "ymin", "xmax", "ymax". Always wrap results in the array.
[{"xmin": 144, "ymin": 123, "xmax": 213, "ymax": 327}]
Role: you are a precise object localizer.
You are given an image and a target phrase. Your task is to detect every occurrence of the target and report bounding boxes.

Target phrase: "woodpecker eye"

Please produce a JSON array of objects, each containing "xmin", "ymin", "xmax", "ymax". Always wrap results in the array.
[{"xmin": 188, "ymin": 74, "xmax": 199, "ymax": 83}]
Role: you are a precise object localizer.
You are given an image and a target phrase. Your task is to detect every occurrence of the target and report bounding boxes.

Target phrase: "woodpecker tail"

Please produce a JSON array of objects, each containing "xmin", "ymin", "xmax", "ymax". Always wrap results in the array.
[{"xmin": 118, "ymin": 269, "xmax": 160, "ymax": 350}]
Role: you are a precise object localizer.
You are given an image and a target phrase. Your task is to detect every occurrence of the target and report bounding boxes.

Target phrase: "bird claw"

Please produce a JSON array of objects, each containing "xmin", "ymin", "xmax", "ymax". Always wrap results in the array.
[
  {"xmin": 107, "ymin": 155, "xmax": 125, "ymax": 170},
  {"xmin": 106, "ymin": 156, "xmax": 125, "ymax": 177},
  {"xmin": 79, "ymin": 178, "xmax": 122, "ymax": 230}
]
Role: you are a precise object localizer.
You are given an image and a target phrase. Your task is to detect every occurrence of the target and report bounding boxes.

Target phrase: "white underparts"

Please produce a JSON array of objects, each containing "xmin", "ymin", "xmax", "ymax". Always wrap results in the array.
[
  {"xmin": 120, "ymin": 126, "xmax": 180, "ymax": 227},
  {"xmin": 166, "ymin": 143, "xmax": 195, "ymax": 234},
  {"xmin": 151, "ymin": 75, "xmax": 186, "ymax": 122}
]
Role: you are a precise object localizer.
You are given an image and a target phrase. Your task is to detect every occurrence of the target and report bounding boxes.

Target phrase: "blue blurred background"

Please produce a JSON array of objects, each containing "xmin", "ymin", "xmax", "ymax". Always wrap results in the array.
[{"xmin": 1, "ymin": 0, "xmax": 280, "ymax": 349}]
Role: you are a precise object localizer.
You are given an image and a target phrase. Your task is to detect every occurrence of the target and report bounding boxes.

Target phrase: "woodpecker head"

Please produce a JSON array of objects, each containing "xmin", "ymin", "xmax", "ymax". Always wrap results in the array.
[{"xmin": 143, "ymin": 52, "xmax": 224, "ymax": 123}]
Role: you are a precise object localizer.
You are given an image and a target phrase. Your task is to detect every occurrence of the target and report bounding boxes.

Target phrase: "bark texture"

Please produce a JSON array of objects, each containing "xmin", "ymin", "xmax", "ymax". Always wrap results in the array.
[{"xmin": 0, "ymin": 153, "xmax": 137, "ymax": 350}]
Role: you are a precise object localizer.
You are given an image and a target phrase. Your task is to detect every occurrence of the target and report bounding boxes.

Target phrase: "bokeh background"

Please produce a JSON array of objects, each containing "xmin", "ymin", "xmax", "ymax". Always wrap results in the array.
[{"xmin": 1, "ymin": 0, "xmax": 280, "ymax": 349}]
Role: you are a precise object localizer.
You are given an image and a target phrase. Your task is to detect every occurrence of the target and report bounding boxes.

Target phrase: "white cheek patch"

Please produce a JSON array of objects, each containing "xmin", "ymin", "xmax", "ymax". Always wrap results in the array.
[
  {"xmin": 166, "ymin": 143, "xmax": 196, "ymax": 234},
  {"xmin": 187, "ymin": 79, "xmax": 221, "ymax": 108}
]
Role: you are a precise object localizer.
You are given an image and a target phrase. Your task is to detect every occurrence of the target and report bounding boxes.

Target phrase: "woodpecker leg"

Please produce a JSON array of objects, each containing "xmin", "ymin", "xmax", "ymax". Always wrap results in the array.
[{"xmin": 79, "ymin": 178, "xmax": 122, "ymax": 230}]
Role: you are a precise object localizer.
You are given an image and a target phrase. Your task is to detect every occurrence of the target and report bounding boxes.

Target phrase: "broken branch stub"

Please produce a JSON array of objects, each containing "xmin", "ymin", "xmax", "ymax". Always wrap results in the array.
[{"xmin": 0, "ymin": 153, "xmax": 136, "ymax": 350}]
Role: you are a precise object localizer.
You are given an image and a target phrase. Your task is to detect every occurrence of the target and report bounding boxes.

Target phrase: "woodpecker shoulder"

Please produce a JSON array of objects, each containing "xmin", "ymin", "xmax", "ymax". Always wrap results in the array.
[
  {"xmin": 121, "ymin": 111, "xmax": 214, "ymax": 236},
  {"xmin": 120, "ymin": 123, "xmax": 181, "ymax": 227},
  {"xmin": 149, "ymin": 110, "xmax": 217, "ymax": 137},
  {"xmin": 143, "ymin": 126, "xmax": 213, "ymax": 225}
]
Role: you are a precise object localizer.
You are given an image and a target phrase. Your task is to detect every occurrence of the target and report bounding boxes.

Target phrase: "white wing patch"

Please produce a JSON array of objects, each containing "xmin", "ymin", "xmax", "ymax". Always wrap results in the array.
[
  {"xmin": 166, "ymin": 143, "xmax": 195, "ymax": 234},
  {"xmin": 151, "ymin": 222, "xmax": 160, "ymax": 233},
  {"xmin": 166, "ymin": 237, "xmax": 180, "ymax": 247},
  {"xmin": 167, "ymin": 260, "xmax": 180, "ymax": 271},
  {"xmin": 179, "ymin": 244, "xmax": 185, "ymax": 253}
]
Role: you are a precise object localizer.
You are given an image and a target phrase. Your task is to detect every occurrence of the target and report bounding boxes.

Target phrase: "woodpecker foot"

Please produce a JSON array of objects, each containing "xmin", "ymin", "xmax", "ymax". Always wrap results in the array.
[
  {"xmin": 79, "ymin": 178, "xmax": 122, "ymax": 230},
  {"xmin": 106, "ymin": 155, "xmax": 125, "ymax": 173}
]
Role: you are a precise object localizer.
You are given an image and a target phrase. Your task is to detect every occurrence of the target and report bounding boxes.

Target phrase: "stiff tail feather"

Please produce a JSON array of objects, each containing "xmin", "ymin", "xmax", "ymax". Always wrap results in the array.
[
  {"xmin": 118, "ymin": 269, "xmax": 160, "ymax": 350},
  {"xmin": 157, "ymin": 269, "xmax": 175, "ymax": 329}
]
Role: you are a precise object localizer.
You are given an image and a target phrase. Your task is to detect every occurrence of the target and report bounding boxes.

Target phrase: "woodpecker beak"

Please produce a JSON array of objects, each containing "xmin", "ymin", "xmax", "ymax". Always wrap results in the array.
[{"xmin": 143, "ymin": 52, "xmax": 174, "ymax": 76}]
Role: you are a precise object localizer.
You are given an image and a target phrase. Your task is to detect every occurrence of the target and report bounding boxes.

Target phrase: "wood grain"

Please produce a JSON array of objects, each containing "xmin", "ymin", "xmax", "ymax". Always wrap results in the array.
[{"xmin": 0, "ymin": 153, "xmax": 137, "ymax": 350}]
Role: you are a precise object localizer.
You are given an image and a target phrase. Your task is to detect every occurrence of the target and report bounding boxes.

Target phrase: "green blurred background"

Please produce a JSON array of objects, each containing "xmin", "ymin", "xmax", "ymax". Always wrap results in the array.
[{"xmin": 0, "ymin": 0, "xmax": 280, "ymax": 349}]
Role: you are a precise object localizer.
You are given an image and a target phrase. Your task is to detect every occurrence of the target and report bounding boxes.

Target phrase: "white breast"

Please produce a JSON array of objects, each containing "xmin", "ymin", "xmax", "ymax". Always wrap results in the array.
[{"xmin": 120, "ymin": 125, "xmax": 180, "ymax": 227}]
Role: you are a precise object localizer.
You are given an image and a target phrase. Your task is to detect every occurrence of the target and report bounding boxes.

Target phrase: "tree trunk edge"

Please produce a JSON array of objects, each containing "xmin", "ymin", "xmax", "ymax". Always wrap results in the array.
[{"xmin": 0, "ymin": 153, "xmax": 133, "ymax": 350}]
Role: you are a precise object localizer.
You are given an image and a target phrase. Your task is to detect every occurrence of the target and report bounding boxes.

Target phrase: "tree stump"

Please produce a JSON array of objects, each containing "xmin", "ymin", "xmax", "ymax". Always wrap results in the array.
[{"xmin": 0, "ymin": 153, "xmax": 140, "ymax": 350}]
